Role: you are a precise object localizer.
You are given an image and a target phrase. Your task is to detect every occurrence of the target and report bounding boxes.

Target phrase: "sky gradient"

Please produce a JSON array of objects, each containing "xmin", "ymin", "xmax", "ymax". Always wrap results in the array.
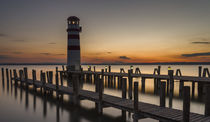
[{"xmin": 0, "ymin": 0, "xmax": 210, "ymax": 64}]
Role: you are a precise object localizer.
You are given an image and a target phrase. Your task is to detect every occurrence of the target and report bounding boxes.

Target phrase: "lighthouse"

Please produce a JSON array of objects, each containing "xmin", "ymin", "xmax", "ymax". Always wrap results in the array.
[{"xmin": 67, "ymin": 16, "xmax": 82, "ymax": 71}]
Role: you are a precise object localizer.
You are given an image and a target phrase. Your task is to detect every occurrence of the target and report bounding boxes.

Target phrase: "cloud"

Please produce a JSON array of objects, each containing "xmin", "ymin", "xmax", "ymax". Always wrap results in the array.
[
  {"xmin": 0, "ymin": 33, "xmax": 7, "ymax": 37},
  {"xmin": 40, "ymin": 53, "xmax": 51, "ymax": 55},
  {"xmin": 192, "ymin": 41, "xmax": 210, "ymax": 44},
  {"xmin": 12, "ymin": 52, "xmax": 23, "ymax": 54},
  {"xmin": 119, "ymin": 56, "xmax": 131, "ymax": 60},
  {"xmin": 107, "ymin": 52, "xmax": 112, "ymax": 54},
  {"xmin": 48, "ymin": 42, "xmax": 56, "ymax": 44},
  {"xmin": 10, "ymin": 39, "xmax": 26, "ymax": 42},
  {"xmin": 0, "ymin": 55, "xmax": 11, "ymax": 60},
  {"xmin": 182, "ymin": 52, "xmax": 210, "ymax": 57}
]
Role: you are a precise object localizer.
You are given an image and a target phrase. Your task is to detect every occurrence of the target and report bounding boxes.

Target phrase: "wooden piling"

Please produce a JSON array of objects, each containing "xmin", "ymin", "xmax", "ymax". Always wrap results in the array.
[
  {"xmin": 98, "ymin": 78, "xmax": 103, "ymax": 115},
  {"xmin": 13, "ymin": 69, "xmax": 18, "ymax": 85},
  {"xmin": 205, "ymin": 84, "xmax": 210, "ymax": 116},
  {"xmin": 24, "ymin": 67, "xmax": 28, "ymax": 88},
  {"xmin": 32, "ymin": 70, "xmax": 37, "ymax": 91},
  {"xmin": 183, "ymin": 86, "xmax": 190, "ymax": 122},
  {"xmin": 141, "ymin": 77, "xmax": 145, "ymax": 93},
  {"xmin": 128, "ymin": 70, "xmax": 133, "ymax": 100},
  {"xmin": 133, "ymin": 82, "xmax": 139, "ymax": 122},
  {"xmin": 19, "ymin": 70, "xmax": 23, "ymax": 86},
  {"xmin": 6, "ymin": 68, "xmax": 9, "ymax": 83},
  {"xmin": 1, "ymin": 68, "xmax": 4, "ymax": 82},
  {"xmin": 60, "ymin": 71, "xmax": 63, "ymax": 86},
  {"xmin": 122, "ymin": 78, "xmax": 127, "ymax": 121},
  {"xmin": 9, "ymin": 69, "xmax": 12, "ymax": 85},
  {"xmin": 42, "ymin": 72, "xmax": 46, "ymax": 93},
  {"xmin": 168, "ymin": 70, "xmax": 174, "ymax": 108},
  {"xmin": 56, "ymin": 70, "xmax": 59, "ymax": 97},
  {"xmin": 160, "ymin": 82, "xmax": 166, "ymax": 107}
]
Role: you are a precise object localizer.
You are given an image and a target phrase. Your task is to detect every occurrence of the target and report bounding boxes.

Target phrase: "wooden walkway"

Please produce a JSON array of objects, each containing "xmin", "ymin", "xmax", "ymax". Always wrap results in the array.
[{"xmin": 13, "ymin": 77, "xmax": 210, "ymax": 122}]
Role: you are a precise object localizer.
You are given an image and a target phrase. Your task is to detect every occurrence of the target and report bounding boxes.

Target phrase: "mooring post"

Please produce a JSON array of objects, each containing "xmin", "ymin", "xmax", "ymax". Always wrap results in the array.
[
  {"xmin": 122, "ymin": 78, "xmax": 127, "ymax": 121},
  {"xmin": 24, "ymin": 67, "xmax": 28, "ymax": 88},
  {"xmin": 183, "ymin": 86, "xmax": 190, "ymax": 122},
  {"xmin": 1, "ymin": 68, "xmax": 4, "ymax": 82},
  {"xmin": 160, "ymin": 82, "xmax": 166, "ymax": 107},
  {"xmin": 168, "ymin": 69, "xmax": 174, "ymax": 108},
  {"xmin": 141, "ymin": 77, "xmax": 145, "ymax": 93},
  {"xmin": 13, "ymin": 69, "xmax": 18, "ymax": 85},
  {"xmin": 205, "ymin": 84, "xmax": 210, "ymax": 116},
  {"xmin": 133, "ymin": 82, "xmax": 139, "ymax": 122},
  {"xmin": 9, "ymin": 69, "xmax": 12, "ymax": 85},
  {"xmin": 49, "ymin": 71, "xmax": 53, "ymax": 84},
  {"xmin": 32, "ymin": 70, "xmax": 37, "ymax": 91},
  {"xmin": 42, "ymin": 72, "xmax": 46, "ymax": 94},
  {"xmin": 6, "ymin": 68, "xmax": 9, "ymax": 83},
  {"xmin": 98, "ymin": 78, "xmax": 103, "ymax": 115},
  {"xmin": 128, "ymin": 70, "xmax": 133, "ymax": 100},
  {"xmin": 56, "ymin": 69, "xmax": 59, "ymax": 98},
  {"xmin": 19, "ymin": 70, "xmax": 23, "ymax": 86},
  {"xmin": 166, "ymin": 79, "xmax": 169, "ymax": 96},
  {"xmin": 62, "ymin": 65, "xmax": 65, "ymax": 71},
  {"xmin": 95, "ymin": 74, "xmax": 99, "ymax": 110},
  {"xmin": 60, "ymin": 71, "xmax": 63, "ymax": 86}
]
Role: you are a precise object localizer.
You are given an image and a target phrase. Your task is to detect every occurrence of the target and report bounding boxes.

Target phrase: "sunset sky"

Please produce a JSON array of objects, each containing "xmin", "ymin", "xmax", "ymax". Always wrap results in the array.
[{"xmin": 0, "ymin": 0, "xmax": 210, "ymax": 64}]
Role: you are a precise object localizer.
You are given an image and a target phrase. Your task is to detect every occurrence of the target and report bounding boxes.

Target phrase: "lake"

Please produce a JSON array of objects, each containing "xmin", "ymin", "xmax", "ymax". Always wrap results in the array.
[{"xmin": 0, "ymin": 65, "xmax": 209, "ymax": 122}]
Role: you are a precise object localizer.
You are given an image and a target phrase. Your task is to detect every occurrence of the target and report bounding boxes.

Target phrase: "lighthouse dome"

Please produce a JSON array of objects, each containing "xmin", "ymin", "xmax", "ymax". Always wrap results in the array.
[{"xmin": 67, "ymin": 16, "xmax": 80, "ymax": 21}]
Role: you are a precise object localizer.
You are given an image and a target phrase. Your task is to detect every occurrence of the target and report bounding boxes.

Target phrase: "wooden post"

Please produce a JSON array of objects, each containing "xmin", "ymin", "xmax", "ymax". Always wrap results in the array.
[
  {"xmin": 192, "ymin": 81, "xmax": 195, "ymax": 98},
  {"xmin": 183, "ymin": 86, "xmax": 190, "ymax": 122},
  {"xmin": 42, "ymin": 72, "xmax": 46, "ymax": 94},
  {"xmin": 1, "ymin": 68, "xmax": 4, "ymax": 82},
  {"xmin": 160, "ymin": 82, "xmax": 166, "ymax": 107},
  {"xmin": 198, "ymin": 66, "xmax": 203, "ymax": 98},
  {"xmin": 49, "ymin": 71, "xmax": 53, "ymax": 84},
  {"xmin": 19, "ymin": 70, "xmax": 23, "ymax": 86},
  {"xmin": 122, "ymin": 78, "xmax": 127, "ymax": 99},
  {"xmin": 133, "ymin": 82, "xmax": 139, "ymax": 122},
  {"xmin": 6, "ymin": 68, "xmax": 9, "ymax": 83},
  {"xmin": 122, "ymin": 78, "xmax": 127, "ymax": 121},
  {"xmin": 167, "ymin": 79, "xmax": 169, "ymax": 96},
  {"xmin": 141, "ymin": 77, "xmax": 145, "ymax": 93},
  {"xmin": 168, "ymin": 70, "xmax": 174, "ymax": 108},
  {"xmin": 62, "ymin": 65, "xmax": 65, "ymax": 71},
  {"xmin": 128, "ymin": 70, "xmax": 133, "ymax": 100},
  {"xmin": 13, "ymin": 69, "xmax": 18, "ymax": 85},
  {"xmin": 24, "ymin": 67, "xmax": 28, "ymax": 88},
  {"xmin": 56, "ymin": 70, "xmax": 59, "ymax": 98},
  {"xmin": 205, "ymin": 84, "xmax": 210, "ymax": 116},
  {"xmin": 60, "ymin": 71, "xmax": 63, "ymax": 86},
  {"xmin": 98, "ymin": 78, "xmax": 103, "ymax": 115},
  {"xmin": 9, "ymin": 69, "xmax": 12, "ymax": 85},
  {"xmin": 32, "ymin": 70, "xmax": 37, "ymax": 91}
]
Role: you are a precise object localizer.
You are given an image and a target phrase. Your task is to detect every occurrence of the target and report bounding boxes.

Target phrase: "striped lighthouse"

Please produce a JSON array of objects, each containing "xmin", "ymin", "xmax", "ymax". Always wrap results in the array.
[{"xmin": 67, "ymin": 16, "xmax": 82, "ymax": 71}]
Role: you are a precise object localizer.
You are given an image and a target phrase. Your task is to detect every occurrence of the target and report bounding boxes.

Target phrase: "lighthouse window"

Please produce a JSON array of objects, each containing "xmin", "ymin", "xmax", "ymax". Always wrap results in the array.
[{"xmin": 72, "ymin": 21, "xmax": 75, "ymax": 24}]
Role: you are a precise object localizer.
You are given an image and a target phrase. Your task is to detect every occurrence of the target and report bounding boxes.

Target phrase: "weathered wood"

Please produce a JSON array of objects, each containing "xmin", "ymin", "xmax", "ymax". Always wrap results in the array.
[
  {"xmin": 98, "ymin": 78, "xmax": 103, "ymax": 115},
  {"xmin": 42, "ymin": 72, "xmax": 46, "ymax": 93},
  {"xmin": 9, "ymin": 69, "xmax": 12, "ymax": 86},
  {"xmin": 160, "ymin": 82, "xmax": 166, "ymax": 107},
  {"xmin": 183, "ymin": 86, "xmax": 190, "ymax": 122},
  {"xmin": 24, "ymin": 67, "xmax": 28, "ymax": 88},
  {"xmin": 122, "ymin": 78, "xmax": 127, "ymax": 121},
  {"xmin": 32, "ymin": 70, "xmax": 36, "ymax": 90},
  {"xmin": 1, "ymin": 68, "xmax": 4, "ymax": 82},
  {"xmin": 141, "ymin": 77, "xmax": 145, "ymax": 93},
  {"xmin": 168, "ymin": 70, "xmax": 174, "ymax": 108},
  {"xmin": 6, "ymin": 68, "xmax": 9, "ymax": 83},
  {"xmin": 128, "ymin": 70, "xmax": 133, "ymax": 100},
  {"xmin": 13, "ymin": 69, "xmax": 18, "ymax": 85},
  {"xmin": 198, "ymin": 66, "xmax": 203, "ymax": 98},
  {"xmin": 133, "ymin": 82, "xmax": 139, "ymax": 122},
  {"xmin": 59, "ymin": 71, "xmax": 63, "ymax": 86},
  {"xmin": 205, "ymin": 84, "xmax": 210, "ymax": 116}
]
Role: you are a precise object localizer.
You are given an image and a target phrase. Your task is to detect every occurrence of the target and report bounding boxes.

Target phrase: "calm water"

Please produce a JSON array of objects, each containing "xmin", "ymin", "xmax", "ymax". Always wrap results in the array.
[{"xmin": 0, "ymin": 65, "xmax": 209, "ymax": 122}]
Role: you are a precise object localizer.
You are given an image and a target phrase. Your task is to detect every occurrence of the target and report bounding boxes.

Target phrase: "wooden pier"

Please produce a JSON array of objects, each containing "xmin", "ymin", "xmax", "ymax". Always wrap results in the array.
[{"xmin": 1, "ymin": 66, "xmax": 210, "ymax": 122}]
